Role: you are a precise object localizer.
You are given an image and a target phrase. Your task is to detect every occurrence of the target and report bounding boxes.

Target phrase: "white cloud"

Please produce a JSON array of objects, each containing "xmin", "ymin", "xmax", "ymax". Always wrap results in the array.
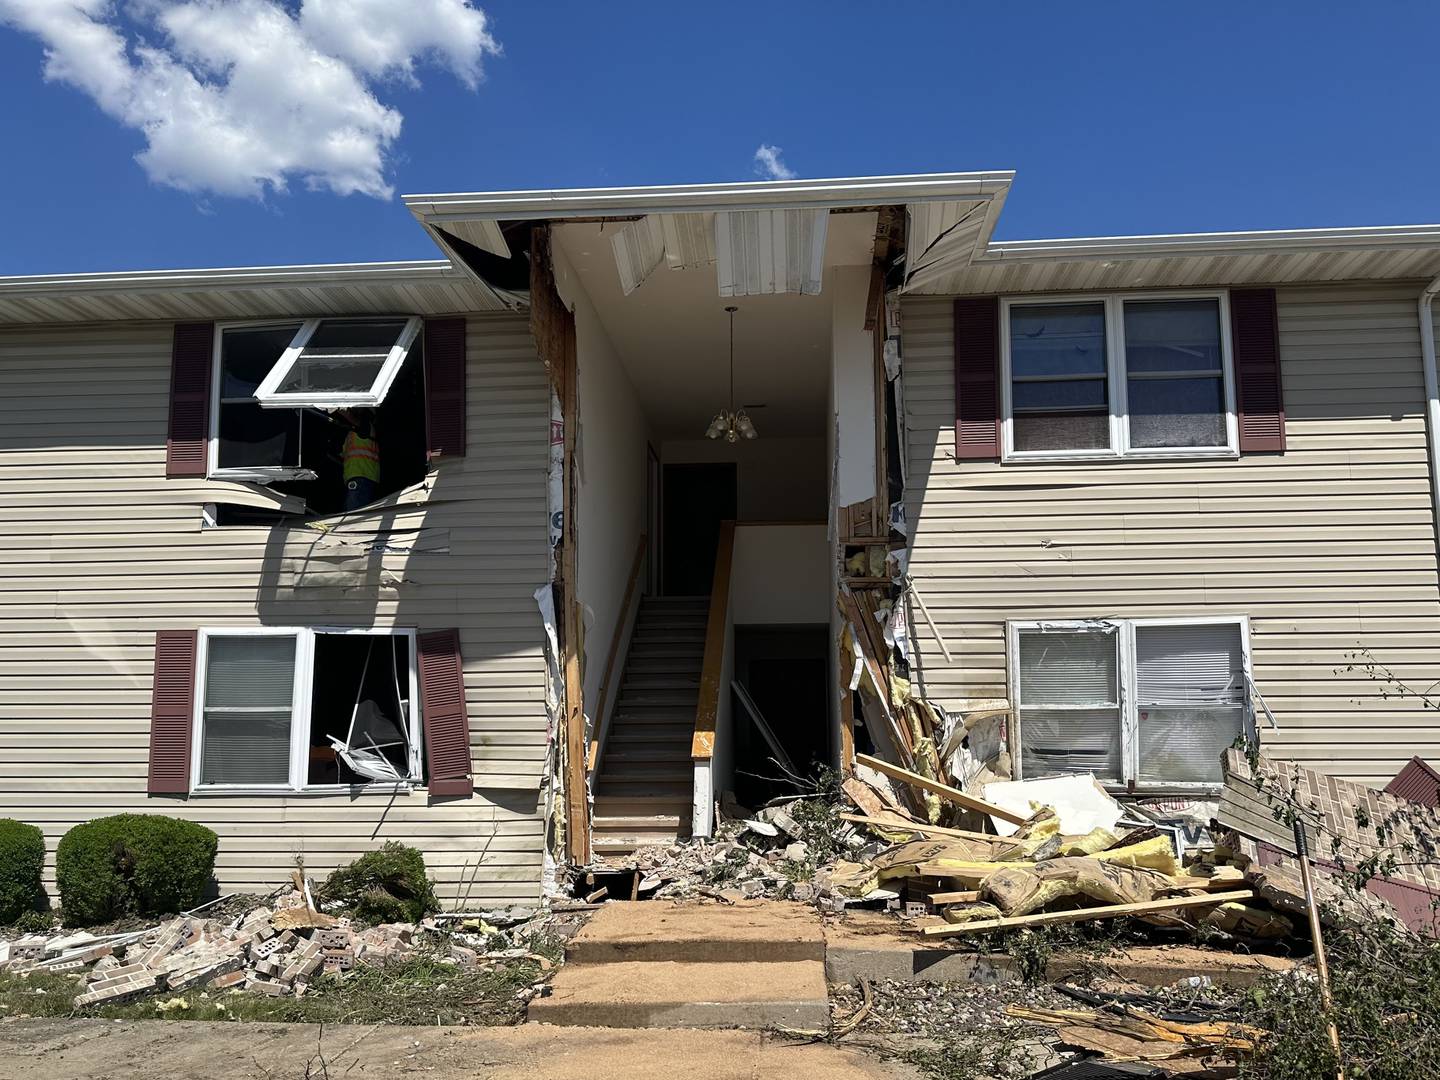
[
  {"xmin": 753, "ymin": 143, "xmax": 796, "ymax": 181},
  {"xmin": 0, "ymin": 0, "xmax": 500, "ymax": 200}
]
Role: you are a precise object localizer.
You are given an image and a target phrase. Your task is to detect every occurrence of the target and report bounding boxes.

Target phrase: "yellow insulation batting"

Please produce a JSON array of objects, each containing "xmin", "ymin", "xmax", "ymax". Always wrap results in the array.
[{"xmin": 1089, "ymin": 835, "xmax": 1179, "ymax": 876}]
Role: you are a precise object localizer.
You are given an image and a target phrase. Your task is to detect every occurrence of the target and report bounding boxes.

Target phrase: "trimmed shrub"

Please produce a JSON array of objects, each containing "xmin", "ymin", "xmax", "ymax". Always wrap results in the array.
[
  {"xmin": 319, "ymin": 842, "xmax": 439, "ymax": 924},
  {"xmin": 0, "ymin": 819, "xmax": 46, "ymax": 924},
  {"xmin": 55, "ymin": 814, "xmax": 218, "ymax": 926}
]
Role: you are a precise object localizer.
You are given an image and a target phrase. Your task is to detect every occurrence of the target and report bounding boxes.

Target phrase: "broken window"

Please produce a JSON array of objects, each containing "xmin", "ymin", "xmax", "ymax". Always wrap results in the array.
[
  {"xmin": 1002, "ymin": 293, "xmax": 1236, "ymax": 460},
  {"xmin": 210, "ymin": 319, "xmax": 429, "ymax": 518},
  {"xmin": 1013, "ymin": 618, "xmax": 1252, "ymax": 790},
  {"xmin": 194, "ymin": 628, "xmax": 419, "ymax": 791}
]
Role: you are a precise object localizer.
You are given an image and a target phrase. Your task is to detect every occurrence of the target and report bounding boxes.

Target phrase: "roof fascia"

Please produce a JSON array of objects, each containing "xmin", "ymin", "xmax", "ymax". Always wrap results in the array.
[
  {"xmin": 403, "ymin": 171, "xmax": 1015, "ymax": 222},
  {"xmin": 0, "ymin": 260, "xmax": 467, "ymax": 298},
  {"xmin": 980, "ymin": 223, "xmax": 1440, "ymax": 264}
]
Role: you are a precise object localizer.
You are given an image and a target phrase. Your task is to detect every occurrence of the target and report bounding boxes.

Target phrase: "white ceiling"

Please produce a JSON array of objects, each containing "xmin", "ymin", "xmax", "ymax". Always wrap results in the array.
[{"xmin": 556, "ymin": 212, "xmax": 876, "ymax": 438}]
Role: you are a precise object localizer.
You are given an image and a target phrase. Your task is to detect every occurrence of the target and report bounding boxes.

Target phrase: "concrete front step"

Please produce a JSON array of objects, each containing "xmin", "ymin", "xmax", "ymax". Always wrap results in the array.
[
  {"xmin": 528, "ymin": 960, "xmax": 829, "ymax": 1030},
  {"xmin": 566, "ymin": 901, "xmax": 827, "ymax": 965}
]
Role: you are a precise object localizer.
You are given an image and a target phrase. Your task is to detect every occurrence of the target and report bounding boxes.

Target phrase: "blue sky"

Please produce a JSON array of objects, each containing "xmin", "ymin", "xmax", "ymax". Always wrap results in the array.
[{"xmin": 1, "ymin": 1, "xmax": 1437, "ymax": 275}]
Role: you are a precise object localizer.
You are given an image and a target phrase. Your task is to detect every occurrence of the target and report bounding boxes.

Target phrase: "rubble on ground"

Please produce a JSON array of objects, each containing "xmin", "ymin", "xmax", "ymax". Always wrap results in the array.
[{"xmin": 0, "ymin": 883, "xmax": 564, "ymax": 1010}]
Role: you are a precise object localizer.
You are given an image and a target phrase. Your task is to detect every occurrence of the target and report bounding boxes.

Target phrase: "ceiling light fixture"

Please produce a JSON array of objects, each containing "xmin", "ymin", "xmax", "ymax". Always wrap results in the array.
[{"xmin": 705, "ymin": 306, "xmax": 759, "ymax": 443}]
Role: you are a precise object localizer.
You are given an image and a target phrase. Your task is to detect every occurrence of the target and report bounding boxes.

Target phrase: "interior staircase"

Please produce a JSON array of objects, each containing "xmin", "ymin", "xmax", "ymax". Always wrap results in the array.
[{"xmin": 591, "ymin": 596, "xmax": 708, "ymax": 857}]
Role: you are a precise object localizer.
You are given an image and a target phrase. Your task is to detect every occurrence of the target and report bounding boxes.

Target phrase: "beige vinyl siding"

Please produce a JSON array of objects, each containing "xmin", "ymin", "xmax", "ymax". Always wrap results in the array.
[
  {"xmin": 902, "ymin": 283, "xmax": 1440, "ymax": 786},
  {"xmin": 0, "ymin": 315, "xmax": 552, "ymax": 905}
]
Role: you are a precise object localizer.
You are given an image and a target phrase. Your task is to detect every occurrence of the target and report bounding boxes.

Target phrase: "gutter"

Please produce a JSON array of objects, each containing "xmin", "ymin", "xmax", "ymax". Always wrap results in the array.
[{"xmin": 1419, "ymin": 271, "xmax": 1440, "ymax": 561}]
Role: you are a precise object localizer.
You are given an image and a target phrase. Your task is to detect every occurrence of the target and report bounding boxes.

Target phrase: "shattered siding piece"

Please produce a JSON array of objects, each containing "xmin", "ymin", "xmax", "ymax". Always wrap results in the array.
[
  {"xmin": 661, "ymin": 213, "xmax": 716, "ymax": 270},
  {"xmin": 610, "ymin": 216, "xmax": 667, "ymax": 295}
]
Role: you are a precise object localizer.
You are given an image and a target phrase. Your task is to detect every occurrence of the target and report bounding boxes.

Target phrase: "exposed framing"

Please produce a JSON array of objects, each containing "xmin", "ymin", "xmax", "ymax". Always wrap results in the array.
[
  {"xmin": 1005, "ymin": 615, "xmax": 1254, "ymax": 794},
  {"xmin": 189, "ymin": 626, "xmax": 421, "ymax": 796},
  {"xmin": 999, "ymin": 290, "xmax": 1239, "ymax": 463}
]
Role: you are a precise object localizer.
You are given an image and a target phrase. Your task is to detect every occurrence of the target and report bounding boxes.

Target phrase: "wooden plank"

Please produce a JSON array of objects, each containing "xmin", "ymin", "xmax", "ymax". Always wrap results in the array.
[
  {"xmin": 587, "ymin": 533, "xmax": 647, "ymax": 771},
  {"xmin": 839, "ymin": 812, "xmax": 1000, "ymax": 842},
  {"xmin": 918, "ymin": 889, "xmax": 1255, "ymax": 938},
  {"xmin": 927, "ymin": 890, "xmax": 980, "ymax": 904},
  {"xmin": 855, "ymin": 752, "xmax": 1027, "ymax": 826},
  {"xmin": 691, "ymin": 520, "xmax": 736, "ymax": 760}
]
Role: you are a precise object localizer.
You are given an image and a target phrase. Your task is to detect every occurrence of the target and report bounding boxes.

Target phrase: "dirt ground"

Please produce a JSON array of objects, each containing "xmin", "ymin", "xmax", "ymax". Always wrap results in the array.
[{"xmin": 0, "ymin": 1018, "xmax": 922, "ymax": 1080}]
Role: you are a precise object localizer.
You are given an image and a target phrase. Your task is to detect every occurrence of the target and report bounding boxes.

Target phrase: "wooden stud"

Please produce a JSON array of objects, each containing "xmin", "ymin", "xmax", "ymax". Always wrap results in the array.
[
  {"xmin": 855, "ymin": 752, "xmax": 1027, "ymax": 825},
  {"xmin": 918, "ymin": 889, "xmax": 1256, "ymax": 938}
]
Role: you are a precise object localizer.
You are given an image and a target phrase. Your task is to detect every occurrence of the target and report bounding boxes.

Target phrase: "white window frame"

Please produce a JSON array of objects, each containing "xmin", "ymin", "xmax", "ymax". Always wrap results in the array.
[
  {"xmin": 253, "ymin": 316, "xmax": 422, "ymax": 410},
  {"xmin": 999, "ymin": 291, "xmax": 1239, "ymax": 463},
  {"xmin": 1007, "ymin": 615, "xmax": 1254, "ymax": 794},
  {"xmin": 208, "ymin": 320, "xmax": 306, "ymax": 482},
  {"xmin": 190, "ymin": 626, "xmax": 422, "ymax": 796}
]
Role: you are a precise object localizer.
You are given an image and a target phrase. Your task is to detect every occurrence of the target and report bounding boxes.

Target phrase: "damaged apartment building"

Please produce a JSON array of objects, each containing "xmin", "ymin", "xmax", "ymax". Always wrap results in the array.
[{"xmin": 4, "ymin": 171, "xmax": 1440, "ymax": 903}]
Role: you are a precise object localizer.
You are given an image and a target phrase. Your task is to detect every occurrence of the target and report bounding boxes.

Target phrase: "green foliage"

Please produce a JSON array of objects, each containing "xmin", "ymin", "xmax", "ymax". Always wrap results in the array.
[
  {"xmin": 319, "ymin": 842, "xmax": 438, "ymax": 924},
  {"xmin": 0, "ymin": 819, "xmax": 46, "ymax": 924},
  {"xmin": 1239, "ymin": 921, "xmax": 1440, "ymax": 1080},
  {"xmin": 55, "ymin": 814, "xmax": 218, "ymax": 926},
  {"xmin": 904, "ymin": 1026, "xmax": 1039, "ymax": 1080}
]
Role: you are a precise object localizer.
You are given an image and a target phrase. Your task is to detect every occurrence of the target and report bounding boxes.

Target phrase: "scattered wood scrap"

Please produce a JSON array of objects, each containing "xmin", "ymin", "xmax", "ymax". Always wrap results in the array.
[
  {"xmin": 919, "ymin": 889, "xmax": 1255, "ymax": 938},
  {"xmin": 855, "ymin": 752, "xmax": 1027, "ymax": 825}
]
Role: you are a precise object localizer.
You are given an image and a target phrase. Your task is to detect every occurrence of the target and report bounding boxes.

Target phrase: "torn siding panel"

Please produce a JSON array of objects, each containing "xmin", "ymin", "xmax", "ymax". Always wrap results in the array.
[
  {"xmin": 900, "ymin": 283, "xmax": 1440, "ymax": 785},
  {"xmin": 0, "ymin": 315, "xmax": 552, "ymax": 904}
]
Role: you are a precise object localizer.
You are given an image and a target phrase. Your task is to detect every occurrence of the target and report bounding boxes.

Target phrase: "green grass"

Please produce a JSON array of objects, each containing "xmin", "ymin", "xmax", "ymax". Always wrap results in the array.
[{"xmin": 0, "ymin": 954, "xmax": 551, "ymax": 1027}]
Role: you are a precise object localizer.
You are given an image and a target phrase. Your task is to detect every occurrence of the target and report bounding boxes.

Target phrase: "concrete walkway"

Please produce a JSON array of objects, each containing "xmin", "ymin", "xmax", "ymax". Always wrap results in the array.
[{"xmin": 0, "ymin": 1018, "xmax": 919, "ymax": 1080}]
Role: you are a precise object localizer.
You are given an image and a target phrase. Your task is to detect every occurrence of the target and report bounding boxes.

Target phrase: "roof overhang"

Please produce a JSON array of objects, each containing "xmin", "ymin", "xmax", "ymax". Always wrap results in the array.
[{"xmin": 0, "ymin": 259, "xmax": 509, "ymax": 326}]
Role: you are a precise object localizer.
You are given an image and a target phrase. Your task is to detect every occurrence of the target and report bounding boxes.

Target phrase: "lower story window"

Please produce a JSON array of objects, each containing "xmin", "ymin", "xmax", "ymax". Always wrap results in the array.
[
  {"xmin": 1012, "ymin": 617, "xmax": 1250, "ymax": 789},
  {"xmin": 196, "ymin": 628, "xmax": 420, "ymax": 791}
]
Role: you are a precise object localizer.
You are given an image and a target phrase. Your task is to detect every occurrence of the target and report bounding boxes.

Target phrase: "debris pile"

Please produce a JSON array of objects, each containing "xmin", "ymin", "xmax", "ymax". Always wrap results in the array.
[{"xmin": 0, "ymin": 885, "xmax": 559, "ymax": 1009}]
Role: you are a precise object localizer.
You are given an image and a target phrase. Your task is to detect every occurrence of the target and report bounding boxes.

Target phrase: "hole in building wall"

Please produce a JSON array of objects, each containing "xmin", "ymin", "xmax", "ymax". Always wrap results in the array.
[{"xmin": 306, "ymin": 633, "xmax": 416, "ymax": 786}]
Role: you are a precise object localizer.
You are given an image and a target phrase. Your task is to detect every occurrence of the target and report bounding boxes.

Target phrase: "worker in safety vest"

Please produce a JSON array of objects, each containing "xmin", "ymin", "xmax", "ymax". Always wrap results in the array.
[{"xmin": 341, "ymin": 413, "xmax": 381, "ymax": 511}]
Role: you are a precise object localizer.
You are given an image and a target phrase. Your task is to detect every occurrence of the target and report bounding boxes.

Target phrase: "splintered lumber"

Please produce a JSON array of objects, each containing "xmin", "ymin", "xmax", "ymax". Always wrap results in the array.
[
  {"xmin": 927, "ymin": 890, "xmax": 981, "ymax": 904},
  {"xmin": 918, "ymin": 888, "xmax": 1255, "ymax": 937},
  {"xmin": 840, "ymin": 813, "xmax": 999, "ymax": 842},
  {"xmin": 855, "ymin": 753, "xmax": 1027, "ymax": 825}
]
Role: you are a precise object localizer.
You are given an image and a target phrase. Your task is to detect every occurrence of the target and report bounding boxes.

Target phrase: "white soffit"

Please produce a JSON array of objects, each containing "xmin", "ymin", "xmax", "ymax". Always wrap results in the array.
[
  {"xmin": 0, "ymin": 261, "xmax": 504, "ymax": 325},
  {"xmin": 715, "ymin": 208, "xmax": 828, "ymax": 297},
  {"xmin": 662, "ymin": 213, "xmax": 716, "ymax": 270},
  {"xmin": 438, "ymin": 218, "xmax": 511, "ymax": 259},
  {"xmin": 610, "ymin": 216, "xmax": 666, "ymax": 295},
  {"xmin": 903, "ymin": 198, "xmax": 994, "ymax": 291}
]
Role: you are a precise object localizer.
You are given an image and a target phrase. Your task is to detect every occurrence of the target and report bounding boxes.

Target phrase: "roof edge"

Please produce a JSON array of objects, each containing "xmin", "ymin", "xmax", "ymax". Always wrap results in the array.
[
  {"xmin": 404, "ymin": 171, "xmax": 1016, "ymax": 221},
  {"xmin": 983, "ymin": 223, "xmax": 1440, "ymax": 263},
  {"xmin": 0, "ymin": 259, "xmax": 465, "ymax": 296}
]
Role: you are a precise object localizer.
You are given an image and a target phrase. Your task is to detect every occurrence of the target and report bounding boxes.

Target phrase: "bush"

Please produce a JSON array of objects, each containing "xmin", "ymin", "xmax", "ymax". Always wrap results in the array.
[
  {"xmin": 319, "ymin": 842, "xmax": 438, "ymax": 924},
  {"xmin": 0, "ymin": 819, "xmax": 46, "ymax": 924},
  {"xmin": 55, "ymin": 814, "xmax": 218, "ymax": 926}
]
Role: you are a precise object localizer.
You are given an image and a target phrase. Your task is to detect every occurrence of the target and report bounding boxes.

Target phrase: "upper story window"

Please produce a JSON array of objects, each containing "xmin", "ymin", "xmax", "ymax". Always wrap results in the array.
[
  {"xmin": 1001, "ymin": 293, "xmax": 1238, "ymax": 461},
  {"xmin": 208, "ymin": 318, "xmax": 430, "ymax": 517}
]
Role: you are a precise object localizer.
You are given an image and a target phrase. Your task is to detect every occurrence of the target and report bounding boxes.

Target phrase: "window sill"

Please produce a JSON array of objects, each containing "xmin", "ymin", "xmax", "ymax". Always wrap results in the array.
[
  {"xmin": 1001, "ymin": 448, "xmax": 1240, "ymax": 465},
  {"xmin": 188, "ymin": 783, "xmax": 417, "ymax": 797}
]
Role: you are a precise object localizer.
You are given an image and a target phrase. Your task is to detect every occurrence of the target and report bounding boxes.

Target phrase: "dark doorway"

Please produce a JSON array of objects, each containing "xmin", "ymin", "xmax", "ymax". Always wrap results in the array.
[
  {"xmin": 731, "ymin": 625, "xmax": 830, "ymax": 807},
  {"xmin": 661, "ymin": 462, "xmax": 737, "ymax": 596}
]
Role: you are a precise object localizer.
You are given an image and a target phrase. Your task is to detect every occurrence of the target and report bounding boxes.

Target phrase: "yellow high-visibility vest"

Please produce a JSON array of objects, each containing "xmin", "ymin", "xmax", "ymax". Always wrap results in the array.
[{"xmin": 342, "ymin": 431, "xmax": 381, "ymax": 482}]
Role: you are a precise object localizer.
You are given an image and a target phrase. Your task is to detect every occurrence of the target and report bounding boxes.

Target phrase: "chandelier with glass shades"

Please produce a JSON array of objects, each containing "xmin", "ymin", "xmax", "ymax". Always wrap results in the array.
[{"xmin": 704, "ymin": 306, "xmax": 758, "ymax": 443}]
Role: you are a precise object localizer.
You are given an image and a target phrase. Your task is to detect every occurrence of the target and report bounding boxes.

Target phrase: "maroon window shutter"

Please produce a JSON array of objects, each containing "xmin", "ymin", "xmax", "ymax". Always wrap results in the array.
[
  {"xmin": 418, "ymin": 628, "xmax": 473, "ymax": 796},
  {"xmin": 953, "ymin": 296, "xmax": 1001, "ymax": 460},
  {"xmin": 166, "ymin": 323, "xmax": 215, "ymax": 477},
  {"xmin": 424, "ymin": 318, "xmax": 467, "ymax": 458},
  {"xmin": 1231, "ymin": 288, "xmax": 1286, "ymax": 453},
  {"xmin": 148, "ymin": 630, "xmax": 198, "ymax": 794}
]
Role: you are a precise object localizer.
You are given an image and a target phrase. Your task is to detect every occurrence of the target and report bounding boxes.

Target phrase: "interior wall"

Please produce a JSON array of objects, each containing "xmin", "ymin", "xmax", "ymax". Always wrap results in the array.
[
  {"xmin": 732, "ymin": 523, "xmax": 829, "ymax": 624},
  {"xmin": 553, "ymin": 244, "xmax": 652, "ymax": 720},
  {"xmin": 831, "ymin": 265, "xmax": 877, "ymax": 508},
  {"xmin": 661, "ymin": 437, "xmax": 827, "ymax": 521}
]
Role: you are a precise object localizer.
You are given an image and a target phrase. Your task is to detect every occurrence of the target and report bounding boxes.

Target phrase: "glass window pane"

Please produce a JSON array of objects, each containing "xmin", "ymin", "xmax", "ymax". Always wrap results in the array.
[
  {"xmin": 1010, "ymin": 303, "xmax": 1107, "ymax": 378},
  {"xmin": 1138, "ymin": 706, "xmax": 1244, "ymax": 784},
  {"xmin": 217, "ymin": 402, "xmax": 301, "ymax": 468},
  {"xmin": 205, "ymin": 636, "xmax": 297, "ymax": 708},
  {"xmin": 201, "ymin": 636, "xmax": 296, "ymax": 786},
  {"xmin": 1128, "ymin": 377, "xmax": 1225, "ymax": 448},
  {"xmin": 1020, "ymin": 707, "xmax": 1123, "ymax": 781},
  {"xmin": 274, "ymin": 319, "xmax": 406, "ymax": 395},
  {"xmin": 1124, "ymin": 300, "xmax": 1223, "ymax": 374},
  {"xmin": 1013, "ymin": 411, "xmax": 1110, "ymax": 452},
  {"xmin": 1135, "ymin": 623, "xmax": 1245, "ymax": 705},
  {"xmin": 1012, "ymin": 379, "xmax": 1108, "ymax": 412},
  {"xmin": 220, "ymin": 325, "xmax": 302, "ymax": 399},
  {"xmin": 1019, "ymin": 631, "xmax": 1117, "ymax": 706},
  {"xmin": 201, "ymin": 709, "xmax": 292, "ymax": 785}
]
